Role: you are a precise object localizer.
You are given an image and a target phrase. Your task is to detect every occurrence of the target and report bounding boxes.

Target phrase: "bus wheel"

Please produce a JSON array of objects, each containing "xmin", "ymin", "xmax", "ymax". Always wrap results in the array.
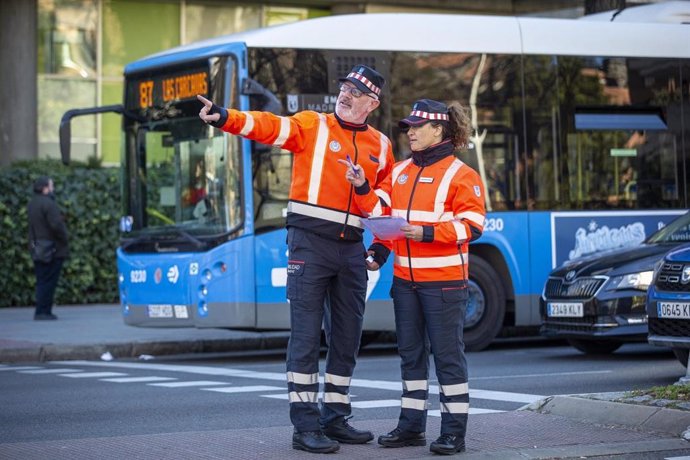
[
  {"xmin": 463, "ymin": 255, "xmax": 506, "ymax": 352},
  {"xmin": 567, "ymin": 339, "xmax": 622, "ymax": 354},
  {"xmin": 672, "ymin": 348, "xmax": 689, "ymax": 367}
]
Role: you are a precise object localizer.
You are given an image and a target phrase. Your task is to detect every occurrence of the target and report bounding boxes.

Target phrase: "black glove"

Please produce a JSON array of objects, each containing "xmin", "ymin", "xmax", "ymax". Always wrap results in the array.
[
  {"xmin": 207, "ymin": 103, "xmax": 228, "ymax": 128},
  {"xmin": 368, "ymin": 242, "xmax": 390, "ymax": 267}
]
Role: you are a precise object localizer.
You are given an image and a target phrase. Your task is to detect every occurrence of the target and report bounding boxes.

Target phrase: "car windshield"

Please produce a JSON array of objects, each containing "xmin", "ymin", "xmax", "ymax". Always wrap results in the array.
[{"xmin": 647, "ymin": 212, "xmax": 690, "ymax": 244}]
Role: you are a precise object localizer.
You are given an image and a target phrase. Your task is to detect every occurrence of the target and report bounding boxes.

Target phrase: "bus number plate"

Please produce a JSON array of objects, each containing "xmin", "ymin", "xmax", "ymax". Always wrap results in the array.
[
  {"xmin": 547, "ymin": 302, "xmax": 583, "ymax": 318},
  {"xmin": 658, "ymin": 302, "xmax": 690, "ymax": 319},
  {"xmin": 147, "ymin": 304, "xmax": 173, "ymax": 318}
]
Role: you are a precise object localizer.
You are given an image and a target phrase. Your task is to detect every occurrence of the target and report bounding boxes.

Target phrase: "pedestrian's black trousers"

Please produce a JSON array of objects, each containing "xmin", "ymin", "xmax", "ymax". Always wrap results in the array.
[
  {"xmin": 391, "ymin": 276, "xmax": 469, "ymax": 437},
  {"xmin": 34, "ymin": 257, "xmax": 64, "ymax": 315},
  {"xmin": 285, "ymin": 227, "xmax": 368, "ymax": 432}
]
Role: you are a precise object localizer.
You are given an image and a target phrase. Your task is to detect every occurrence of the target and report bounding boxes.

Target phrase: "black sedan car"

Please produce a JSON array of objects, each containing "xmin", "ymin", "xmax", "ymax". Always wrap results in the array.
[{"xmin": 541, "ymin": 211, "xmax": 690, "ymax": 354}]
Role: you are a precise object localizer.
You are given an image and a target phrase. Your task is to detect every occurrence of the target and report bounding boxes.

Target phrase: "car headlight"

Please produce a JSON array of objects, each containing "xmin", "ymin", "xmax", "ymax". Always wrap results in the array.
[{"xmin": 606, "ymin": 271, "xmax": 654, "ymax": 291}]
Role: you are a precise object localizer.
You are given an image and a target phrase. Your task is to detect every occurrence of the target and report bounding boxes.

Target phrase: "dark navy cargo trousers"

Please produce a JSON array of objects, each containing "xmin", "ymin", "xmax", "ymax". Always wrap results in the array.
[
  {"xmin": 285, "ymin": 227, "xmax": 368, "ymax": 432},
  {"xmin": 391, "ymin": 276, "xmax": 469, "ymax": 437}
]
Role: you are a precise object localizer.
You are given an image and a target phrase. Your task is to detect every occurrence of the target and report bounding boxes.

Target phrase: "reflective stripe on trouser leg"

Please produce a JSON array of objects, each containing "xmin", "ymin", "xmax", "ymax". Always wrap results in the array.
[
  {"xmin": 320, "ymin": 238, "xmax": 367, "ymax": 427},
  {"xmin": 419, "ymin": 284, "xmax": 469, "ymax": 437},
  {"xmin": 286, "ymin": 227, "xmax": 338, "ymax": 432},
  {"xmin": 392, "ymin": 277, "xmax": 430, "ymax": 432}
]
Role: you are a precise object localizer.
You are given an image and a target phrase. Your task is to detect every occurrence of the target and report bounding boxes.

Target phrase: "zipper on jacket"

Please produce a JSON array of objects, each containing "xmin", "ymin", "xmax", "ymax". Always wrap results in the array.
[
  {"xmin": 405, "ymin": 166, "xmax": 425, "ymax": 285},
  {"xmin": 340, "ymin": 130, "xmax": 357, "ymax": 239}
]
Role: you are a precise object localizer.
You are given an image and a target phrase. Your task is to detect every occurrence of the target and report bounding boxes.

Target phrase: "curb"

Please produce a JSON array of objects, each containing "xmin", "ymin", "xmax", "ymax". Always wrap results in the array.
[
  {"xmin": 523, "ymin": 395, "xmax": 690, "ymax": 437},
  {"xmin": 0, "ymin": 336, "xmax": 290, "ymax": 363}
]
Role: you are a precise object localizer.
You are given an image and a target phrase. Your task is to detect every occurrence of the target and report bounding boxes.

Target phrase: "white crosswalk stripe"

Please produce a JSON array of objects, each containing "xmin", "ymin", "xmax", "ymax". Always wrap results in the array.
[
  {"xmin": 60, "ymin": 372, "xmax": 127, "ymax": 378},
  {"xmin": 11, "ymin": 361, "xmax": 543, "ymax": 414},
  {"xmin": 203, "ymin": 385, "xmax": 284, "ymax": 394},
  {"xmin": 100, "ymin": 376, "xmax": 177, "ymax": 383},
  {"xmin": 18, "ymin": 368, "xmax": 82, "ymax": 374},
  {"xmin": 149, "ymin": 381, "xmax": 229, "ymax": 388}
]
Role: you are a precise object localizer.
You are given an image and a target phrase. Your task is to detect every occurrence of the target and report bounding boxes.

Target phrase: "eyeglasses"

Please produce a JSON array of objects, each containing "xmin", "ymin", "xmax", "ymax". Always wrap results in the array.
[{"xmin": 339, "ymin": 84, "xmax": 377, "ymax": 100}]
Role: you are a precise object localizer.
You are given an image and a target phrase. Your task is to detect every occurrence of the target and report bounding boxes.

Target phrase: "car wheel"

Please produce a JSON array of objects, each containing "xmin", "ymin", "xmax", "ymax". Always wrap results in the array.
[
  {"xmin": 463, "ymin": 255, "xmax": 506, "ymax": 352},
  {"xmin": 567, "ymin": 338, "xmax": 622, "ymax": 354},
  {"xmin": 672, "ymin": 348, "xmax": 689, "ymax": 367}
]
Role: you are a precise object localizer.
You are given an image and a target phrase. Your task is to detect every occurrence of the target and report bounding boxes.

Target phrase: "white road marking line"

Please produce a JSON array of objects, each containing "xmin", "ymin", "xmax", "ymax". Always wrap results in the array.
[
  {"xmin": 428, "ymin": 408, "xmax": 504, "ymax": 417},
  {"xmin": 261, "ymin": 394, "xmax": 289, "ymax": 400},
  {"xmin": 149, "ymin": 381, "xmax": 229, "ymax": 388},
  {"xmin": 0, "ymin": 366, "xmax": 43, "ymax": 371},
  {"xmin": 55, "ymin": 361, "xmax": 545, "ymax": 403},
  {"xmin": 471, "ymin": 370, "xmax": 612, "ymax": 380},
  {"xmin": 18, "ymin": 368, "xmax": 82, "ymax": 374},
  {"xmin": 203, "ymin": 385, "xmax": 284, "ymax": 394},
  {"xmin": 351, "ymin": 399, "xmax": 400, "ymax": 408},
  {"xmin": 665, "ymin": 456, "xmax": 690, "ymax": 460},
  {"xmin": 100, "ymin": 376, "xmax": 177, "ymax": 383},
  {"xmin": 60, "ymin": 372, "xmax": 127, "ymax": 378},
  {"xmin": 470, "ymin": 389, "xmax": 543, "ymax": 404}
]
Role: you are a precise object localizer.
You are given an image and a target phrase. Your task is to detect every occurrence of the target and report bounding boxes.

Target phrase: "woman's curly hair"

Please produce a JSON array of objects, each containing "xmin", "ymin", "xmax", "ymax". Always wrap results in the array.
[{"xmin": 432, "ymin": 102, "xmax": 472, "ymax": 149}]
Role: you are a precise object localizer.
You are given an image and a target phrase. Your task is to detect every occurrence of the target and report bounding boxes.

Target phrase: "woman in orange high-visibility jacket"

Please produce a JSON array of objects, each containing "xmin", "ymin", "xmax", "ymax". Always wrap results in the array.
[
  {"xmin": 198, "ymin": 65, "xmax": 394, "ymax": 454},
  {"xmin": 342, "ymin": 98, "xmax": 485, "ymax": 456}
]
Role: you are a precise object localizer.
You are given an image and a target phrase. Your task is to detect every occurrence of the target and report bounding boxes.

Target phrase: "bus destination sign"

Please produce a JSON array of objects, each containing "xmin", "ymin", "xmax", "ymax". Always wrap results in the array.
[{"xmin": 129, "ymin": 67, "xmax": 208, "ymax": 110}]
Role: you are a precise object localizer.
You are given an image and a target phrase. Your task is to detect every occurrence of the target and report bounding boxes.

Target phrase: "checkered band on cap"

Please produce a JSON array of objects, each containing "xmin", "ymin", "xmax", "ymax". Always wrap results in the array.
[
  {"xmin": 347, "ymin": 72, "xmax": 381, "ymax": 96},
  {"xmin": 409, "ymin": 110, "xmax": 449, "ymax": 121}
]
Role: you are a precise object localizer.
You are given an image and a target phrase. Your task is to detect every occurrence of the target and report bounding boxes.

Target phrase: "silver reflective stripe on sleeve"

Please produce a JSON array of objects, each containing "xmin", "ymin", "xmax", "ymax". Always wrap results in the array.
[
  {"xmin": 273, "ymin": 116, "xmax": 291, "ymax": 147},
  {"xmin": 452, "ymin": 221, "xmax": 468, "ymax": 242},
  {"xmin": 440, "ymin": 402, "xmax": 469, "ymax": 414},
  {"xmin": 287, "ymin": 371, "xmax": 319, "ymax": 385},
  {"xmin": 403, "ymin": 379, "xmax": 428, "ymax": 392},
  {"xmin": 240, "ymin": 112, "xmax": 255, "ymax": 136},
  {"xmin": 324, "ymin": 373, "xmax": 351, "ymax": 386},
  {"xmin": 440, "ymin": 382, "xmax": 469, "ymax": 396},
  {"xmin": 401, "ymin": 397, "xmax": 427, "ymax": 411},
  {"xmin": 456, "ymin": 211, "xmax": 485, "ymax": 228},
  {"xmin": 289, "ymin": 391, "xmax": 318, "ymax": 403}
]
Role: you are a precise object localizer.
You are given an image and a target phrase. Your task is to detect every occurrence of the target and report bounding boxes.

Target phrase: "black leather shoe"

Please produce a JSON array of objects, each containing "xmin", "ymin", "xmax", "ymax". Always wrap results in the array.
[
  {"xmin": 378, "ymin": 427, "xmax": 426, "ymax": 447},
  {"xmin": 34, "ymin": 313, "xmax": 58, "ymax": 320},
  {"xmin": 430, "ymin": 433, "xmax": 465, "ymax": 455},
  {"xmin": 292, "ymin": 430, "xmax": 339, "ymax": 453},
  {"xmin": 322, "ymin": 418, "xmax": 373, "ymax": 444}
]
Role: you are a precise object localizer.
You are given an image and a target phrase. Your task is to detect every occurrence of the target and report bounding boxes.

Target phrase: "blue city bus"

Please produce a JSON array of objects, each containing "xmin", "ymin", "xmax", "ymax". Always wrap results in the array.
[{"xmin": 60, "ymin": 12, "xmax": 690, "ymax": 351}]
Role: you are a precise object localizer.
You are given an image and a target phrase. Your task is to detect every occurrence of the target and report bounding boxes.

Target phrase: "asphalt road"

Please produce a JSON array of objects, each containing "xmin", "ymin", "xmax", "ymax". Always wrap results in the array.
[{"xmin": 0, "ymin": 340, "xmax": 684, "ymax": 445}]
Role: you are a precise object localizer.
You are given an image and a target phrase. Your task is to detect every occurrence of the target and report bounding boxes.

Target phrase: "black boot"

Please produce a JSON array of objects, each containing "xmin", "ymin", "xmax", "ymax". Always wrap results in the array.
[
  {"xmin": 292, "ymin": 430, "xmax": 340, "ymax": 453},
  {"xmin": 378, "ymin": 427, "xmax": 426, "ymax": 447},
  {"xmin": 322, "ymin": 417, "xmax": 373, "ymax": 444},
  {"xmin": 430, "ymin": 433, "xmax": 465, "ymax": 455}
]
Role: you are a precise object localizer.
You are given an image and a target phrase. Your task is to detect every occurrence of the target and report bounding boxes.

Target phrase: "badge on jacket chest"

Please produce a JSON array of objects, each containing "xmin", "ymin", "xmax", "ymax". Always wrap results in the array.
[
  {"xmin": 329, "ymin": 140, "xmax": 341, "ymax": 152},
  {"xmin": 419, "ymin": 177, "xmax": 434, "ymax": 183}
]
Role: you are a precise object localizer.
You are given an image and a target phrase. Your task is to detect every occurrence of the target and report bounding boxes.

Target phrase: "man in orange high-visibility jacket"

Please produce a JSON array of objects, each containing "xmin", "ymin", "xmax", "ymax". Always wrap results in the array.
[
  {"xmin": 198, "ymin": 65, "xmax": 394, "ymax": 454},
  {"xmin": 342, "ymin": 99, "xmax": 485, "ymax": 455}
]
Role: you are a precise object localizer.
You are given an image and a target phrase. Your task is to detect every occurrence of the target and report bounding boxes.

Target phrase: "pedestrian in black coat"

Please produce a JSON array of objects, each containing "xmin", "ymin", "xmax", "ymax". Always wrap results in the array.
[{"xmin": 27, "ymin": 176, "xmax": 69, "ymax": 320}]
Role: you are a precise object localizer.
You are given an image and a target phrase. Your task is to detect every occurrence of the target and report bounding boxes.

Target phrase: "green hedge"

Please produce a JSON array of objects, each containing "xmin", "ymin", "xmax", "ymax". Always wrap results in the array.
[{"xmin": 0, "ymin": 160, "xmax": 121, "ymax": 307}]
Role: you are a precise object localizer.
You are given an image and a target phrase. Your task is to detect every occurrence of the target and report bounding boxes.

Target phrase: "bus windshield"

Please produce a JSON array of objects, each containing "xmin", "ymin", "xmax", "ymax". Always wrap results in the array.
[{"xmin": 122, "ymin": 118, "xmax": 242, "ymax": 250}]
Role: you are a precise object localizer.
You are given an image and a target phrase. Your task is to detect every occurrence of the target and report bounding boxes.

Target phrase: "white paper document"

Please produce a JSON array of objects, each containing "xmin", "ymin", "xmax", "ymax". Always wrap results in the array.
[{"xmin": 361, "ymin": 216, "xmax": 408, "ymax": 240}]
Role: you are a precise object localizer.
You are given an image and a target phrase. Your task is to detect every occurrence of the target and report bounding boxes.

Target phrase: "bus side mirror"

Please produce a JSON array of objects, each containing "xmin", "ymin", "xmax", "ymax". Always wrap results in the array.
[
  {"xmin": 58, "ymin": 105, "xmax": 128, "ymax": 165},
  {"xmin": 242, "ymin": 78, "xmax": 282, "ymax": 115},
  {"xmin": 59, "ymin": 113, "xmax": 73, "ymax": 165}
]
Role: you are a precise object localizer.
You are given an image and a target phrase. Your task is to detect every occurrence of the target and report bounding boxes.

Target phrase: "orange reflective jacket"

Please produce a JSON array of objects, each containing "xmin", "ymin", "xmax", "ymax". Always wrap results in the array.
[
  {"xmin": 355, "ymin": 142, "xmax": 485, "ymax": 282},
  {"xmin": 220, "ymin": 109, "xmax": 394, "ymax": 240}
]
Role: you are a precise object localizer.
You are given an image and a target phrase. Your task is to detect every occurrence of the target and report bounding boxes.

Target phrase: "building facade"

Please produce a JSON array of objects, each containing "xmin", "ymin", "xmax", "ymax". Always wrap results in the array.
[{"xmin": 0, "ymin": 0, "xmax": 646, "ymax": 166}]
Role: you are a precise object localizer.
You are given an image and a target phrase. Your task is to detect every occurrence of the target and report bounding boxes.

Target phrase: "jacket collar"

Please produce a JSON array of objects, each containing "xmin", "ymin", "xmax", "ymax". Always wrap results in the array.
[
  {"xmin": 334, "ymin": 113, "xmax": 369, "ymax": 132},
  {"xmin": 411, "ymin": 139, "xmax": 454, "ymax": 167}
]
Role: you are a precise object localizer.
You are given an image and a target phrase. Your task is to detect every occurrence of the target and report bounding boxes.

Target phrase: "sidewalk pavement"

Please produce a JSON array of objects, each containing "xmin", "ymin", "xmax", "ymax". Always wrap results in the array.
[{"xmin": 2, "ymin": 304, "xmax": 690, "ymax": 459}]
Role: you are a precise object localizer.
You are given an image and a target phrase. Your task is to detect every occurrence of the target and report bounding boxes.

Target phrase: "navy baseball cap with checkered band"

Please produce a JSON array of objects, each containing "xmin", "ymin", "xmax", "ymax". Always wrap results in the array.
[
  {"xmin": 399, "ymin": 99, "xmax": 449, "ymax": 128},
  {"xmin": 339, "ymin": 65, "xmax": 385, "ymax": 98}
]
